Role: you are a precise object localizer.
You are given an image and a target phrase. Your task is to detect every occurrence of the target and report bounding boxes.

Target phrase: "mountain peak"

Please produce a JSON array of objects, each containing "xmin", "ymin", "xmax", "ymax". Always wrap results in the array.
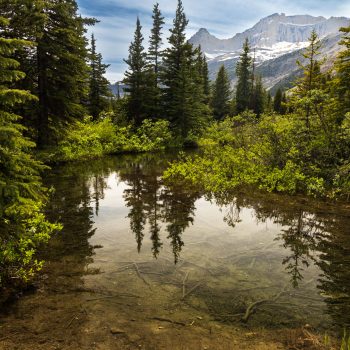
[
  {"xmin": 189, "ymin": 14, "xmax": 349, "ymax": 53},
  {"xmin": 198, "ymin": 28, "xmax": 209, "ymax": 34}
]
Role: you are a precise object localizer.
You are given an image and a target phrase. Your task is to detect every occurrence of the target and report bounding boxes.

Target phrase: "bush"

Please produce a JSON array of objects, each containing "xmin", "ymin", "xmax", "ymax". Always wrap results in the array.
[
  {"xmin": 164, "ymin": 111, "xmax": 349, "ymax": 199},
  {"xmin": 54, "ymin": 117, "xmax": 173, "ymax": 161}
]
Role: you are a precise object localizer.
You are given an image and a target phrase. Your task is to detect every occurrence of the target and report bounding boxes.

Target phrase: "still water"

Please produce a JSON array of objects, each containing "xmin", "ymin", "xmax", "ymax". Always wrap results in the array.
[{"xmin": 1, "ymin": 152, "xmax": 349, "ymax": 350}]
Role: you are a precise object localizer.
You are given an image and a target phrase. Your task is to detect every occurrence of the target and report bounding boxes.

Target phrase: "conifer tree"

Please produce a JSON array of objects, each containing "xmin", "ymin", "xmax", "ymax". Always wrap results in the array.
[
  {"xmin": 200, "ymin": 48, "xmax": 211, "ymax": 103},
  {"xmin": 281, "ymin": 91, "xmax": 287, "ymax": 114},
  {"xmin": 147, "ymin": 3, "xmax": 165, "ymax": 119},
  {"xmin": 124, "ymin": 17, "xmax": 150, "ymax": 126},
  {"xmin": 333, "ymin": 25, "xmax": 350, "ymax": 120},
  {"xmin": 161, "ymin": 0, "xmax": 208, "ymax": 138},
  {"xmin": 266, "ymin": 91, "xmax": 273, "ymax": 113},
  {"xmin": 0, "ymin": 0, "xmax": 46, "ymax": 134},
  {"xmin": 211, "ymin": 65, "xmax": 231, "ymax": 120},
  {"xmin": 294, "ymin": 29, "xmax": 323, "ymax": 130},
  {"xmin": 148, "ymin": 3, "xmax": 165, "ymax": 79},
  {"xmin": 88, "ymin": 33, "xmax": 111, "ymax": 119},
  {"xmin": 161, "ymin": 0, "xmax": 189, "ymax": 128},
  {"xmin": 274, "ymin": 88, "xmax": 283, "ymax": 113},
  {"xmin": 251, "ymin": 75, "xmax": 265, "ymax": 117},
  {"xmin": 0, "ymin": 16, "xmax": 58, "ymax": 285},
  {"xmin": 36, "ymin": 0, "xmax": 95, "ymax": 147},
  {"xmin": 235, "ymin": 38, "xmax": 252, "ymax": 113}
]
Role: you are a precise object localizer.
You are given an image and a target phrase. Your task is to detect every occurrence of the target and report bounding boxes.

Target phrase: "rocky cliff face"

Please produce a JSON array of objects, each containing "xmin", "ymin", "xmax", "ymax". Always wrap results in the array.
[
  {"xmin": 189, "ymin": 14, "xmax": 349, "ymax": 53},
  {"xmin": 189, "ymin": 13, "xmax": 349, "ymax": 93}
]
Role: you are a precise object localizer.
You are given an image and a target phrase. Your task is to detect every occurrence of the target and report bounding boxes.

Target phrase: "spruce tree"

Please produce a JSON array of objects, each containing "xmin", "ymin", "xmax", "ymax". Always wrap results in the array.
[
  {"xmin": 333, "ymin": 25, "xmax": 350, "ymax": 120},
  {"xmin": 161, "ymin": 0, "xmax": 208, "ymax": 138},
  {"xmin": 36, "ymin": 0, "xmax": 95, "ymax": 147},
  {"xmin": 281, "ymin": 91, "xmax": 287, "ymax": 114},
  {"xmin": 294, "ymin": 30, "xmax": 323, "ymax": 130},
  {"xmin": 0, "ymin": 16, "xmax": 58, "ymax": 285},
  {"xmin": 195, "ymin": 45, "xmax": 211, "ymax": 104},
  {"xmin": 266, "ymin": 91, "xmax": 273, "ymax": 113},
  {"xmin": 0, "ymin": 0, "xmax": 46, "ymax": 134},
  {"xmin": 200, "ymin": 47, "xmax": 211, "ymax": 104},
  {"xmin": 148, "ymin": 3, "xmax": 165, "ymax": 79},
  {"xmin": 211, "ymin": 65, "xmax": 231, "ymax": 120},
  {"xmin": 161, "ymin": 0, "xmax": 189, "ymax": 129},
  {"xmin": 274, "ymin": 88, "xmax": 283, "ymax": 113},
  {"xmin": 251, "ymin": 75, "xmax": 265, "ymax": 117},
  {"xmin": 235, "ymin": 38, "xmax": 252, "ymax": 114},
  {"xmin": 124, "ymin": 17, "xmax": 150, "ymax": 126},
  {"xmin": 147, "ymin": 3, "xmax": 165, "ymax": 119},
  {"xmin": 88, "ymin": 33, "xmax": 111, "ymax": 120}
]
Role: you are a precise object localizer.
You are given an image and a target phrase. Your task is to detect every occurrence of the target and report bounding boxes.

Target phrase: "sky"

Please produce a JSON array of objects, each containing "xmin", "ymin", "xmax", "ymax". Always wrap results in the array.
[{"xmin": 77, "ymin": 0, "xmax": 350, "ymax": 83}]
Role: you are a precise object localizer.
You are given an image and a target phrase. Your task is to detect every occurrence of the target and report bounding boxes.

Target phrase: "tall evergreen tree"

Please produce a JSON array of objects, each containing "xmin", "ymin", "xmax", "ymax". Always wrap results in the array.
[
  {"xmin": 332, "ymin": 25, "xmax": 350, "ymax": 121},
  {"xmin": 161, "ymin": 0, "xmax": 188, "ymax": 127},
  {"xmin": 88, "ymin": 33, "xmax": 110, "ymax": 119},
  {"xmin": 211, "ymin": 65, "xmax": 231, "ymax": 120},
  {"xmin": 124, "ymin": 17, "xmax": 150, "ymax": 126},
  {"xmin": 148, "ymin": 3, "xmax": 165, "ymax": 79},
  {"xmin": 36, "ymin": 0, "xmax": 95, "ymax": 147},
  {"xmin": 161, "ymin": 0, "xmax": 208, "ymax": 138},
  {"xmin": 294, "ymin": 29, "xmax": 323, "ymax": 131},
  {"xmin": 0, "ymin": 0, "xmax": 46, "ymax": 136},
  {"xmin": 274, "ymin": 88, "xmax": 283, "ymax": 113},
  {"xmin": 147, "ymin": 3, "xmax": 165, "ymax": 119},
  {"xmin": 200, "ymin": 47, "xmax": 211, "ymax": 104},
  {"xmin": 235, "ymin": 38, "xmax": 252, "ymax": 114},
  {"xmin": 251, "ymin": 75, "xmax": 265, "ymax": 117},
  {"xmin": 266, "ymin": 91, "xmax": 272, "ymax": 112},
  {"xmin": 0, "ymin": 16, "xmax": 58, "ymax": 285}
]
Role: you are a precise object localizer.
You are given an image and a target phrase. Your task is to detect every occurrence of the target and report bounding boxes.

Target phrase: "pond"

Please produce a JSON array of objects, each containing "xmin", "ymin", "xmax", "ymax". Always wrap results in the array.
[{"xmin": 1, "ymin": 152, "xmax": 350, "ymax": 350}]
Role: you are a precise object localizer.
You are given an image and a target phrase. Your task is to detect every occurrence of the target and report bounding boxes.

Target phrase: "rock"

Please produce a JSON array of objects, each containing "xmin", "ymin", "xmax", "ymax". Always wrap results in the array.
[
  {"xmin": 110, "ymin": 327, "xmax": 125, "ymax": 335},
  {"xmin": 128, "ymin": 334, "xmax": 141, "ymax": 342}
]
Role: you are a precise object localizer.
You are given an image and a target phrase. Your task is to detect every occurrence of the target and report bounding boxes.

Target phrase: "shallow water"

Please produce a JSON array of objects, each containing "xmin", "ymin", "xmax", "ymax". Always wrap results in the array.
[{"xmin": 1, "ymin": 152, "xmax": 350, "ymax": 350}]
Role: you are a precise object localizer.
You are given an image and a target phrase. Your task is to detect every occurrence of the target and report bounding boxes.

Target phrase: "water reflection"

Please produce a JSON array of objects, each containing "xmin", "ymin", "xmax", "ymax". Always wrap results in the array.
[
  {"xmin": 118, "ymin": 155, "xmax": 200, "ymax": 262},
  {"xmin": 44, "ymin": 153, "xmax": 350, "ymax": 329},
  {"xmin": 210, "ymin": 190, "xmax": 350, "ymax": 328}
]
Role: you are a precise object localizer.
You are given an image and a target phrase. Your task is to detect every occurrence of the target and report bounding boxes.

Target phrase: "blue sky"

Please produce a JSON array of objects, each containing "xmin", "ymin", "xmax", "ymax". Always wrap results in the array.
[{"xmin": 77, "ymin": 0, "xmax": 350, "ymax": 82}]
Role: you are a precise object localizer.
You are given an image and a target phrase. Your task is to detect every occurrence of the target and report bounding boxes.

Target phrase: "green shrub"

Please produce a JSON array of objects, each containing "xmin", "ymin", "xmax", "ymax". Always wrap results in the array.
[
  {"xmin": 164, "ymin": 111, "xmax": 349, "ymax": 199},
  {"xmin": 54, "ymin": 117, "xmax": 173, "ymax": 161}
]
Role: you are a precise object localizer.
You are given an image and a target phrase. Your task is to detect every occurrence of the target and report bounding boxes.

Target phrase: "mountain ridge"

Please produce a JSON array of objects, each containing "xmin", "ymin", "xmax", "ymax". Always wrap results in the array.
[
  {"xmin": 189, "ymin": 13, "xmax": 349, "ymax": 53},
  {"xmin": 189, "ymin": 13, "xmax": 350, "ymax": 93}
]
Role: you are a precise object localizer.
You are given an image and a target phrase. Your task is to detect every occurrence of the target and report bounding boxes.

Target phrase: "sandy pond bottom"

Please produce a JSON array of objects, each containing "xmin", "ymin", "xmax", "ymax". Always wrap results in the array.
[{"xmin": 0, "ymin": 154, "xmax": 349, "ymax": 349}]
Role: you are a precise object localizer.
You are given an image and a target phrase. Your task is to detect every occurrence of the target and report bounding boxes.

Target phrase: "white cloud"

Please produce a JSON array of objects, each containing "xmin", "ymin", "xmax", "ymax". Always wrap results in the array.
[{"xmin": 78, "ymin": 0, "xmax": 348, "ymax": 81}]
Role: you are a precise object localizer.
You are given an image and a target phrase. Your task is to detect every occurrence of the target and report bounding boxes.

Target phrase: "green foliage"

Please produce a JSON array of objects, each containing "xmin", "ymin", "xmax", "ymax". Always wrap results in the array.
[
  {"xmin": 124, "ymin": 17, "xmax": 153, "ymax": 126},
  {"xmin": 54, "ymin": 116, "xmax": 173, "ymax": 161},
  {"xmin": 235, "ymin": 38, "xmax": 252, "ymax": 113},
  {"xmin": 147, "ymin": 3, "xmax": 165, "ymax": 119},
  {"xmin": 164, "ymin": 108, "xmax": 349, "ymax": 198},
  {"xmin": 164, "ymin": 27, "xmax": 350, "ymax": 200},
  {"xmin": 160, "ymin": 0, "xmax": 209, "ymax": 139},
  {"xmin": 211, "ymin": 65, "xmax": 231, "ymax": 120},
  {"xmin": 332, "ymin": 25, "xmax": 350, "ymax": 122},
  {"xmin": 250, "ymin": 74, "xmax": 266, "ymax": 117},
  {"xmin": 0, "ymin": 16, "xmax": 60, "ymax": 287},
  {"xmin": 88, "ymin": 34, "xmax": 111, "ymax": 119}
]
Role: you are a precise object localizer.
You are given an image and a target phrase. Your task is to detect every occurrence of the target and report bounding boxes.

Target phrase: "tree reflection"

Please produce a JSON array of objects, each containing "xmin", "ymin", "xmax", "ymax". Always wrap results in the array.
[
  {"xmin": 43, "ymin": 159, "xmax": 115, "ymax": 288},
  {"xmin": 212, "ymin": 189, "xmax": 350, "ymax": 328},
  {"xmin": 119, "ymin": 155, "xmax": 200, "ymax": 262},
  {"xmin": 123, "ymin": 163, "xmax": 147, "ymax": 252},
  {"xmin": 161, "ymin": 184, "xmax": 198, "ymax": 263},
  {"xmin": 45, "ymin": 154, "xmax": 350, "ymax": 329}
]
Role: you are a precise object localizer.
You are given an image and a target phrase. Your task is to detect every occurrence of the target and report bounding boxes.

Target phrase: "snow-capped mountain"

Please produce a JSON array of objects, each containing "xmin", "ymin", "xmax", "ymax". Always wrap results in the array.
[{"xmin": 189, "ymin": 13, "xmax": 350, "ymax": 92}]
